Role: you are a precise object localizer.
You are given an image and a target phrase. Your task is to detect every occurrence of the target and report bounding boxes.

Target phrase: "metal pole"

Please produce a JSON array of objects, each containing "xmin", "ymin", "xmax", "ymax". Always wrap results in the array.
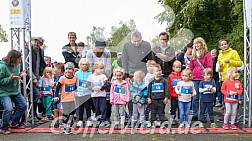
[
  {"xmin": 11, "ymin": 28, "xmax": 13, "ymax": 50},
  {"xmin": 249, "ymin": 26, "xmax": 252, "ymax": 127},
  {"xmin": 243, "ymin": 0, "xmax": 247, "ymax": 125}
]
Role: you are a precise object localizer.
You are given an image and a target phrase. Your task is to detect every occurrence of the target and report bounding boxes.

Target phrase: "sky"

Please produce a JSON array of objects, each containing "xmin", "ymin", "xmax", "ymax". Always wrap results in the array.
[{"xmin": 0, "ymin": 0, "xmax": 167, "ymax": 61}]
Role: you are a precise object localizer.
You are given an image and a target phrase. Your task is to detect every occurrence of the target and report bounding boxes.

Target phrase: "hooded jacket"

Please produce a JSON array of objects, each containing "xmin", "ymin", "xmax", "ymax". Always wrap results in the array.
[
  {"xmin": 218, "ymin": 48, "xmax": 242, "ymax": 81},
  {"xmin": 110, "ymin": 80, "xmax": 130, "ymax": 105},
  {"xmin": 0, "ymin": 61, "xmax": 20, "ymax": 97},
  {"xmin": 168, "ymin": 72, "xmax": 182, "ymax": 99},
  {"xmin": 130, "ymin": 81, "xmax": 148, "ymax": 104}
]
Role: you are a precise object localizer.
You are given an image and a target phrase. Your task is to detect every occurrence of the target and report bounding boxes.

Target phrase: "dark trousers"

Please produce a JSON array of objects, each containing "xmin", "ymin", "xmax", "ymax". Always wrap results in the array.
[
  {"xmin": 92, "ymin": 97, "xmax": 107, "ymax": 121},
  {"xmin": 77, "ymin": 98, "xmax": 93, "ymax": 121},
  {"xmin": 171, "ymin": 98, "xmax": 180, "ymax": 119},
  {"xmin": 150, "ymin": 99, "xmax": 167, "ymax": 122},
  {"xmin": 106, "ymin": 100, "xmax": 112, "ymax": 120},
  {"xmin": 200, "ymin": 102, "xmax": 214, "ymax": 123},
  {"xmin": 213, "ymin": 77, "xmax": 222, "ymax": 104},
  {"xmin": 128, "ymin": 100, "xmax": 133, "ymax": 117}
]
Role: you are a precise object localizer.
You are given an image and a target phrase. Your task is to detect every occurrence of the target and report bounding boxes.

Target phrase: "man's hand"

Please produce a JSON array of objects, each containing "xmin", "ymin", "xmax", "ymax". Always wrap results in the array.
[
  {"xmin": 155, "ymin": 53, "xmax": 166, "ymax": 60},
  {"xmin": 32, "ymin": 79, "xmax": 39, "ymax": 87},
  {"xmin": 224, "ymin": 59, "xmax": 230, "ymax": 63}
]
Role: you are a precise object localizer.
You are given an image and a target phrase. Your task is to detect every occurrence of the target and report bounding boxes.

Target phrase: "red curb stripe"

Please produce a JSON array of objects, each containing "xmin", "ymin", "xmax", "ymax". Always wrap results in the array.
[{"xmin": 207, "ymin": 128, "xmax": 244, "ymax": 133}]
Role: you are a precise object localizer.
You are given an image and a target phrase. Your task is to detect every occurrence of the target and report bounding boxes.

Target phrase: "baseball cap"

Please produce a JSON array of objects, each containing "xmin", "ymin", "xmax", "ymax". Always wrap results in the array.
[
  {"xmin": 95, "ymin": 39, "xmax": 106, "ymax": 48},
  {"xmin": 34, "ymin": 37, "xmax": 44, "ymax": 44}
]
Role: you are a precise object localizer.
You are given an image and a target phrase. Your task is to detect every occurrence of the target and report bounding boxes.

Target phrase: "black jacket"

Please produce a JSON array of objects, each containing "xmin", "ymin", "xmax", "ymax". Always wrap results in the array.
[
  {"xmin": 148, "ymin": 77, "xmax": 168, "ymax": 100},
  {"xmin": 62, "ymin": 43, "xmax": 80, "ymax": 68}
]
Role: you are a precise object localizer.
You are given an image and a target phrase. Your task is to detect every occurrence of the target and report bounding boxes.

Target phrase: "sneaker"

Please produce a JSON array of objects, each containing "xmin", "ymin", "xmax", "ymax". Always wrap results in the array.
[
  {"xmin": 11, "ymin": 124, "xmax": 26, "ymax": 129},
  {"xmin": 64, "ymin": 127, "xmax": 72, "ymax": 135},
  {"xmin": 178, "ymin": 124, "xmax": 184, "ymax": 128},
  {"xmin": 76, "ymin": 121, "xmax": 83, "ymax": 128},
  {"xmin": 42, "ymin": 117, "xmax": 49, "ymax": 122},
  {"xmin": 191, "ymin": 116, "xmax": 198, "ymax": 121},
  {"xmin": 2, "ymin": 130, "xmax": 11, "ymax": 135},
  {"xmin": 222, "ymin": 123, "xmax": 229, "ymax": 130},
  {"xmin": 217, "ymin": 115, "xmax": 224, "ymax": 123},
  {"xmin": 185, "ymin": 124, "xmax": 190, "ymax": 128},
  {"xmin": 198, "ymin": 123, "xmax": 204, "ymax": 128},
  {"xmin": 210, "ymin": 123, "xmax": 218, "ymax": 128},
  {"xmin": 146, "ymin": 121, "xmax": 152, "ymax": 128},
  {"xmin": 215, "ymin": 103, "xmax": 222, "ymax": 107},
  {"xmin": 230, "ymin": 124, "xmax": 237, "ymax": 130}
]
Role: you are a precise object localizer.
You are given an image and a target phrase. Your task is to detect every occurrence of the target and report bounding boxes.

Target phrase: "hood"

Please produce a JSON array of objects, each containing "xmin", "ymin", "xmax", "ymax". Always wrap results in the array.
[{"xmin": 221, "ymin": 48, "xmax": 232, "ymax": 54}]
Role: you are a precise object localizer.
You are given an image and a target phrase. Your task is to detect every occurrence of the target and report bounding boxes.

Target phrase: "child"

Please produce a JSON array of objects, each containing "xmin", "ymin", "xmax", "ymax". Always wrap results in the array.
[
  {"xmin": 110, "ymin": 68, "xmax": 130, "ymax": 129},
  {"xmin": 130, "ymin": 70, "xmax": 148, "ymax": 128},
  {"xmin": 52, "ymin": 62, "xmax": 65, "ymax": 128},
  {"xmin": 40, "ymin": 67, "xmax": 54, "ymax": 121},
  {"xmin": 168, "ymin": 60, "xmax": 182, "ymax": 124},
  {"xmin": 87, "ymin": 62, "xmax": 109, "ymax": 124},
  {"xmin": 54, "ymin": 62, "xmax": 78, "ymax": 134},
  {"xmin": 175, "ymin": 68, "xmax": 196, "ymax": 128},
  {"xmin": 147, "ymin": 64, "xmax": 169, "ymax": 128},
  {"xmin": 143, "ymin": 60, "xmax": 156, "ymax": 124},
  {"xmin": 75, "ymin": 58, "xmax": 92, "ymax": 127},
  {"xmin": 198, "ymin": 68, "xmax": 218, "ymax": 128},
  {"xmin": 144, "ymin": 60, "xmax": 157, "ymax": 85},
  {"xmin": 221, "ymin": 67, "xmax": 243, "ymax": 130}
]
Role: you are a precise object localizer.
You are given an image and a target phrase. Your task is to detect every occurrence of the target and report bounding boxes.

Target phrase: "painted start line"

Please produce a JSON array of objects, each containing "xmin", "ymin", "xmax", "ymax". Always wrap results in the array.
[{"xmin": 1, "ymin": 127, "xmax": 252, "ymax": 134}]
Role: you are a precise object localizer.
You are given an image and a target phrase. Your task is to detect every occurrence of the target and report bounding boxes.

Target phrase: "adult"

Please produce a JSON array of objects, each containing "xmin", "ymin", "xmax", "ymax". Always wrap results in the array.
[
  {"xmin": 151, "ymin": 31, "xmax": 176, "ymax": 78},
  {"xmin": 86, "ymin": 39, "xmax": 111, "ymax": 78},
  {"xmin": 62, "ymin": 32, "xmax": 80, "ymax": 68},
  {"xmin": 189, "ymin": 37, "xmax": 212, "ymax": 121},
  {"xmin": 122, "ymin": 31, "xmax": 151, "ymax": 80},
  {"xmin": 177, "ymin": 43, "xmax": 193, "ymax": 70},
  {"xmin": 0, "ymin": 50, "xmax": 27, "ymax": 134},
  {"xmin": 24, "ymin": 37, "xmax": 46, "ymax": 122}
]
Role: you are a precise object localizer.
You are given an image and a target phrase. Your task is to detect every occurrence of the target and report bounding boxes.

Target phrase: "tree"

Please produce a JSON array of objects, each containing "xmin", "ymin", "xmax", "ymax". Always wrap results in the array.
[
  {"xmin": 0, "ymin": 25, "xmax": 8, "ymax": 42},
  {"xmin": 86, "ymin": 26, "xmax": 106, "ymax": 49},
  {"xmin": 156, "ymin": 0, "xmax": 241, "ymax": 52}
]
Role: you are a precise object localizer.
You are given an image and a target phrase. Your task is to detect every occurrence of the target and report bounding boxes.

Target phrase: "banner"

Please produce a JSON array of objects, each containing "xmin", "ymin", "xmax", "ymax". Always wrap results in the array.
[
  {"xmin": 9, "ymin": 0, "xmax": 31, "ymax": 29},
  {"xmin": 245, "ymin": 0, "xmax": 252, "ymax": 28}
]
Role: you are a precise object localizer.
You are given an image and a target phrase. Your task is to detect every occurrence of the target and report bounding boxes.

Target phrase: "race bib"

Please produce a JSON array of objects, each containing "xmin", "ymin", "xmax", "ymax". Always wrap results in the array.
[
  {"xmin": 91, "ymin": 82, "xmax": 103, "ymax": 87},
  {"xmin": 151, "ymin": 83, "xmax": 164, "ymax": 93},
  {"xmin": 227, "ymin": 90, "xmax": 238, "ymax": 101},
  {"xmin": 79, "ymin": 80, "xmax": 88, "ymax": 89},
  {"xmin": 41, "ymin": 86, "xmax": 50, "ymax": 93},
  {"xmin": 181, "ymin": 86, "xmax": 192, "ymax": 95},
  {"xmin": 65, "ymin": 84, "xmax": 76, "ymax": 93},
  {"xmin": 114, "ymin": 85, "xmax": 126, "ymax": 95}
]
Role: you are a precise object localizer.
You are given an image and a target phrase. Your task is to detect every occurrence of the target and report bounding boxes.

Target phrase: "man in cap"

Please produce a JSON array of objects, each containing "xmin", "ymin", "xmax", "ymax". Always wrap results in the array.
[
  {"xmin": 86, "ymin": 39, "xmax": 111, "ymax": 78},
  {"xmin": 23, "ymin": 37, "xmax": 46, "ymax": 122}
]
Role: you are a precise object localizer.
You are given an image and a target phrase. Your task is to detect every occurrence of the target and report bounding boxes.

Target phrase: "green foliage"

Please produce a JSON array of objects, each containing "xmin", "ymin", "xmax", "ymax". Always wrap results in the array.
[
  {"xmin": 86, "ymin": 26, "xmax": 106, "ymax": 49},
  {"xmin": 0, "ymin": 25, "xmax": 8, "ymax": 42},
  {"xmin": 156, "ymin": 0, "xmax": 243, "ymax": 55}
]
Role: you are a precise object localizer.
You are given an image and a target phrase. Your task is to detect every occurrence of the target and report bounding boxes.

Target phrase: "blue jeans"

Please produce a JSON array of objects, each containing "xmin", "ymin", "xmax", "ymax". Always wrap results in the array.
[
  {"xmin": 0, "ymin": 93, "xmax": 27, "ymax": 131},
  {"xmin": 178, "ymin": 101, "xmax": 191, "ymax": 124},
  {"xmin": 192, "ymin": 80, "xmax": 201, "ymax": 117},
  {"xmin": 33, "ymin": 85, "xmax": 40, "ymax": 117}
]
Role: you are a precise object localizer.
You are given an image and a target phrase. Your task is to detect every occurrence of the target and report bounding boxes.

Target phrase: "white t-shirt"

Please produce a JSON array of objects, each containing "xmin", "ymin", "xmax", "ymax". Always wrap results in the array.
[{"xmin": 87, "ymin": 73, "xmax": 108, "ymax": 97}]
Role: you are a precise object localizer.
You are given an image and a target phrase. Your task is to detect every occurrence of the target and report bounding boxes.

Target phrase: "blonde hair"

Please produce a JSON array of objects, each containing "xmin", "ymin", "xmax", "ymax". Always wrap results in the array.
[
  {"xmin": 226, "ymin": 67, "xmax": 237, "ymax": 80},
  {"xmin": 78, "ymin": 58, "xmax": 90, "ymax": 70},
  {"xmin": 92, "ymin": 62, "xmax": 104, "ymax": 73},
  {"xmin": 42, "ymin": 67, "xmax": 53, "ymax": 78},
  {"xmin": 146, "ymin": 60, "xmax": 157, "ymax": 67},
  {"xmin": 134, "ymin": 70, "xmax": 145, "ymax": 82},
  {"xmin": 203, "ymin": 68, "xmax": 213, "ymax": 77},
  {"xmin": 192, "ymin": 37, "xmax": 208, "ymax": 59},
  {"xmin": 182, "ymin": 68, "xmax": 192, "ymax": 80},
  {"xmin": 113, "ymin": 67, "xmax": 124, "ymax": 76},
  {"xmin": 173, "ymin": 60, "xmax": 182, "ymax": 67}
]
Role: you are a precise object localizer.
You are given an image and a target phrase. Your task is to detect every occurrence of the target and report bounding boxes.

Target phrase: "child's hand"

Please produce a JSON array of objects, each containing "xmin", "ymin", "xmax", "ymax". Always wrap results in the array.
[
  {"xmin": 20, "ymin": 71, "xmax": 27, "ymax": 77},
  {"xmin": 163, "ymin": 97, "xmax": 168, "ymax": 104},
  {"xmin": 208, "ymin": 85, "xmax": 213, "ymax": 90},
  {"xmin": 92, "ymin": 86, "xmax": 101, "ymax": 91},
  {"xmin": 147, "ymin": 98, "xmax": 152, "ymax": 104},
  {"xmin": 137, "ymin": 103, "xmax": 142, "ymax": 108},
  {"xmin": 191, "ymin": 93, "xmax": 196, "ymax": 97},
  {"xmin": 11, "ymin": 74, "xmax": 21, "ymax": 80},
  {"xmin": 110, "ymin": 102, "xmax": 114, "ymax": 105},
  {"xmin": 53, "ymin": 97, "xmax": 59, "ymax": 102},
  {"xmin": 177, "ymin": 92, "xmax": 181, "ymax": 96},
  {"xmin": 135, "ymin": 95, "xmax": 140, "ymax": 101}
]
